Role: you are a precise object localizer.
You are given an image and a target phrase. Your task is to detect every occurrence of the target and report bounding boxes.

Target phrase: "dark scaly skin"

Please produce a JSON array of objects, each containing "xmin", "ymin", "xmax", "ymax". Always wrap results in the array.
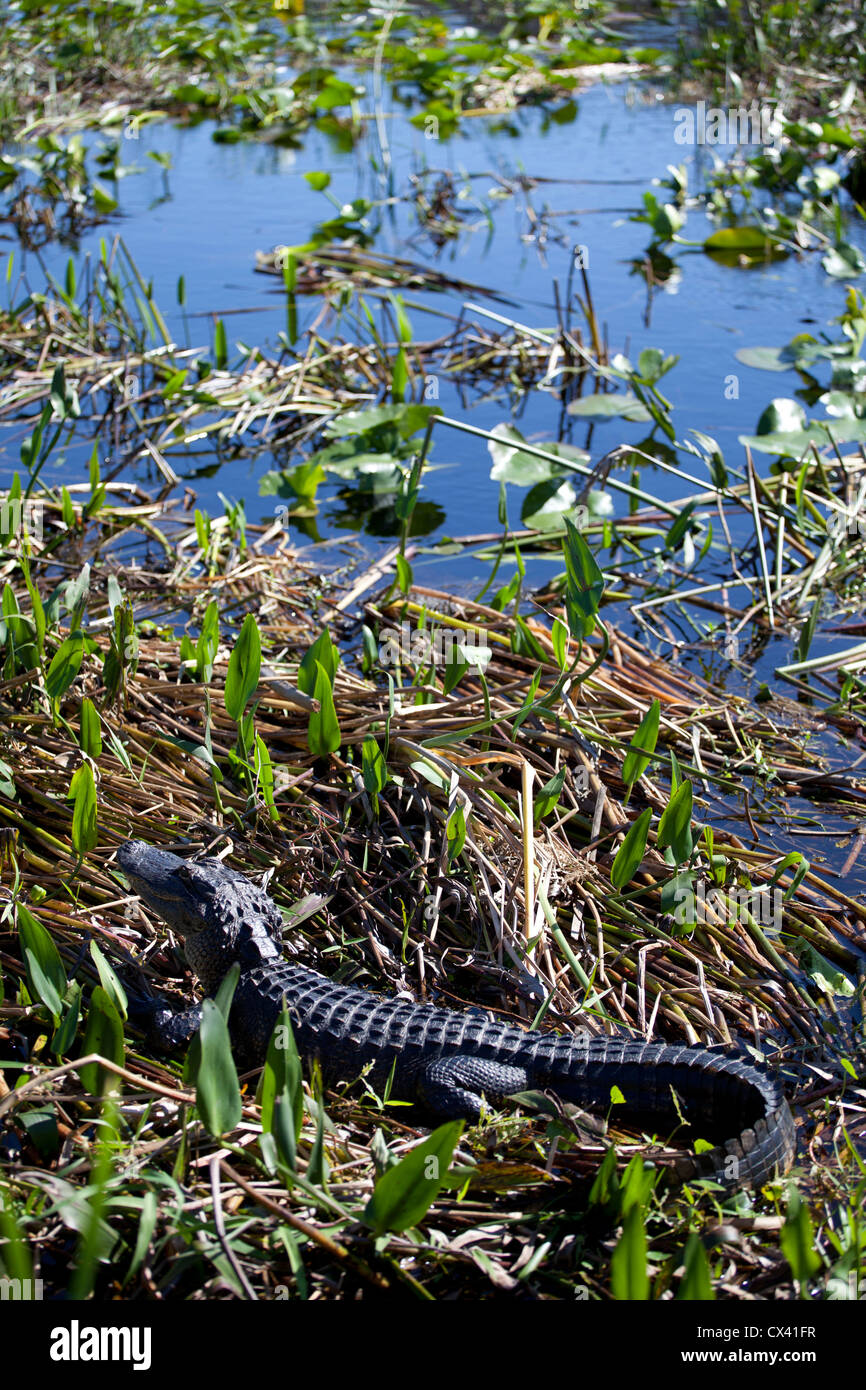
[{"xmin": 116, "ymin": 839, "xmax": 796, "ymax": 1187}]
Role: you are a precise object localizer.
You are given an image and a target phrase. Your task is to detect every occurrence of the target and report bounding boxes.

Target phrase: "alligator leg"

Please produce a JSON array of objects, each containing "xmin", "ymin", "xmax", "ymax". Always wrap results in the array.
[
  {"xmin": 416, "ymin": 1055, "xmax": 529, "ymax": 1120},
  {"xmin": 127, "ymin": 995, "xmax": 204, "ymax": 1052}
]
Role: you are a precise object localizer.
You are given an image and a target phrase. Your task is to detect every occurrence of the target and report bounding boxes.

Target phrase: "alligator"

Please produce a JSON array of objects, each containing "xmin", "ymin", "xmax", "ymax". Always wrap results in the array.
[{"xmin": 116, "ymin": 838, "xmax": 796, "ymax": 1187}]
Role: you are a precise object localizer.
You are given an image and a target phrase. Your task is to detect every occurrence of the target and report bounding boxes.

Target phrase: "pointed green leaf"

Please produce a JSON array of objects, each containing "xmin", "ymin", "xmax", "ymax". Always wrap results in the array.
[
  {"xmin": 656, "ymin": 778, "xmax": 693, "ymax": 865},
  {"xmin": 17, "ymin": 904, "xmax": 66, "ymax": 1018},
  {"xmin": 51, "ymin": 980, "xmax": 81, "ymax": 1057},
  {"xmin": 780, "ymin": 1190, "xmax": 822, "ymax": 1284},
  {"xmin": 224, "ymin": 614, "xmax": 261, "ymax": 721},
  {"xmin": 298, "ymin": 629, "xmax": 339, "ymax": 697},
  {"xmin": 611, "ymin": 807, "xmax": 653, "ymax": 890},
  {"xmin": 308, "ymin": 661, "xmax": 341, "ymax": 757},
  {"xmin": 80, "ymin": 987, "xmax": 125, "ymax": 1094},
  {"xmin": 622, "ymin": 699, "xmax": 661, "ymax": 794},
  {"xmin": 677, "ymin": 1233, "xmax": 714, "ymax": 1300},
  {"xmin": 46, "ymin": 632, "xmax": 86, "ymax": 701},
  {"xmin": 364, "ymin": 1122, "xmax": 463, "ymax": 1235},
  {"xmin": 70, "ymin": 762, "xmax": 98, "ymax": 858},
  {"xmin": 89, "ymin": 940, "xmax": 128, "ymax": 1020},
  {"xmin": 196, "ymin": 998, "xmax": 242, "ymax": 1136},
  {"xmin": 534, "ymin": 767, "xmax": 566, "ymax": 823},
  {"xmin": 78, "ymin": 698, "xmax": 102, "ymax": 758},
  {"xmin": 611, "ymin": 1202, "xmax": 649, "ymax": 1300},
  {"xmin": 561, "ymin": 517, "xmax": 604, "ymax": 640}
]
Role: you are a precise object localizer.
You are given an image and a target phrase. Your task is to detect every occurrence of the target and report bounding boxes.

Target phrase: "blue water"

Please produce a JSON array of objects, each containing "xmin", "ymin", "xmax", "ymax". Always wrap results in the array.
[{"xmin": 4, "ymin": 81, "xmax": 866, "ymax": 651}]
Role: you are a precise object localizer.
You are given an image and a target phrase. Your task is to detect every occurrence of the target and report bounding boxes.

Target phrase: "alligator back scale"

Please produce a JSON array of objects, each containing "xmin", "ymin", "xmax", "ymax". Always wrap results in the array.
[{"xmin": 116, "ymin": 839, "xmax": 796, "ymax": 1188}]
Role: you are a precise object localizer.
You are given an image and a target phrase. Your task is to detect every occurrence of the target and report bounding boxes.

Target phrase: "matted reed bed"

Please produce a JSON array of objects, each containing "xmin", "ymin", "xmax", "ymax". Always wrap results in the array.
[{"xmin": 0, "ymin": 494, "xmax": 864, "ymax": 1301}]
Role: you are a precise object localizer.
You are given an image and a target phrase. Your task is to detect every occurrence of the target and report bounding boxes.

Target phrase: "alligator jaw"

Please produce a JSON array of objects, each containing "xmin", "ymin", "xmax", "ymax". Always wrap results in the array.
[{"xmin": 115, "ymin": 839, "xmax": 215, "ymax": 937}]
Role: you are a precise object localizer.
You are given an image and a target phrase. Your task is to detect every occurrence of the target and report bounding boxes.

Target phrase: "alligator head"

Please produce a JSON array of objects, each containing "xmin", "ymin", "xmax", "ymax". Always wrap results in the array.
[{"xmin": 116, "ymin": 839, "xmax": 284, "ymax": 992}]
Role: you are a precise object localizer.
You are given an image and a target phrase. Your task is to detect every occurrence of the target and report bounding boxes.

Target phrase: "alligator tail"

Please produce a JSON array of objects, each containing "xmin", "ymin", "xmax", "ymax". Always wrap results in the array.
[{"xmin": 534, "ymin": 1035, "xmax": 795, "ymax": 1186}]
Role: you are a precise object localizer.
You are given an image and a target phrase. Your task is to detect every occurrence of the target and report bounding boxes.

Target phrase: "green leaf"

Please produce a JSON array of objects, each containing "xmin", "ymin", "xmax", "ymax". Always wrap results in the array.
[
  {"xmin": 61, "ymin": 486, "xmax": 75, "ymax": 528},
  {"xmin": 611, "ymin": 1202, "xmax": 649, "ymax": 1299},
  {"xmin": 488, "ymin": 423, "xmax": 588, "ymax": 486},
  {"xmin": 196, "ymin": 999, "xmax": 242, "ymax": 1137},
  {"xmin": 442, "ymin": 643, "xmax": 469, "ymax": 694},
  {"xmin": 795, "ymin": 942, "xmax": 854, "ymax": 997},
  {"xmin": 127, "ymin": 1191, "xmax": 159, "ymax": 1282},
  {"xmin": 364, "ymin": 1122, "xmax": 463, "ymax": 1235},
  {"xmin": 17, "ymin": 904, "xmax": 66, "ymax": 1018},
  {"xmin": 308, "ymin": 661, "xmax": 341, "ymax": 757},
  {"xmin": 703, "ymin": 226, "xmax": 783, "ymax": 262},
  {"xmin": 196, "ymin": 598, "xmax": 220, "ymax": 682},
  {"xmin": 259, "ymin": 1007, "xmax": 304, "ymax": 1139},
  {"xmin": 534, "ymin": 767, "xmax": 566, "ymax": 823},
  {"xmin": 0, "ymin": 1185, "xmax": 32, "ymax": 1282},
  {"xmin": 254, "ymin": 735, "xmax": 279, "ymax": 821},
  {"xmin": 735, "ymin": 345, "xmax": 800, "ymax": 372},
  {"xmin": 588, "ymin": 1146, "xmax": 620, "ymax": 1211},
  {"xmin": 298, "ymin": 629, "xmax": 339, "ymax": 697},
  {"xmin": 561, "ymin": 516, "xmax": 604, "ymax": 640},
  {"xmin": 664, "ymin": 503, "xmax": 696, "ymax": 554},
  {"xmin": 325, "ymin": 402, "xmax": 438, "ymax": 440},
  {"xmin": 740, "ymin": 419, "xmax": 866, "ymax": 454},
  {"xmin": 636, "ymin": 348, "xmax": 678, "ymax": 384},
  {"xmin": 89, "ymin": 941, "xmax": 128, "ymax": 1020},
  {"xmin": 80, "ymin": 987, "xmax": 125, "ymax": 1094},
  {"xmin": 622, "ymin": 699, "xmax": 660, "ymax": 795},
  {"xmin": 780, "ymin": 1189, "xmax": 822, "ymax": 1284},
  {"xmin": 51, "ymin": 980, "xmax": 81, "ymax": 1057},
  {"xmin": 19, "ymin": 1105, "xmax": 60, "ymax": 1161},
  {"xmin": 521, "ymin": 478, "xmax": 577, "ymax": 531},
  {"xmin": 362, "ymin": 735, "xmax": 387, "ymax": 810},
  {"xmin": 214, "ymin": 317, "xmax": 228, "ymax": 370},
  {"xmin": 18, "ymin": 550, "xmax": 46, "ymax": 657},
  {"xmin": 611, "ymin": 807, "xmax": 652, "ymax": 890},
  {"xmin": 78, "ymin": 698, "xmax": 102, "ymax": 758},
  {"xmin": 46, "ymin": 632, "xmax": 86, "ymax": 702},
  {"xmin": 822, "ymin": 242, "xmax": 866, "ymax": 279},
  {"xmin": 224, "ymin": 614, "xmax": 261, "ymax": 721},
  {"xmin": 566, "ymin": 392, "xmax": 652, "ymax": 422},
  {"xmin": 184, "ymin": 964, "xmax": 239, "ymax": 1087},
  {"xmin": 656, "ymin": 779, "xmax": 693, "ymax": 865},
  {"xmin": 92, "ymin": 182, "xmax": 118, "ymax": 215},
  {"xmin": 446, "ymin": 804, "xmax": 466, "ymax": 861},
  {"xmin": 395, "ymin": 553, "xmax": 412, "ymax": 595},
  {"xmin": 551, "ymin": 617, "xmax": 568, "ymax": 670},
  {"xmin": 195, "ymin": 509, "xmax": 210, "ymax": 551},
  {"xmin": 65, "ymin": 565, "xmax": 91, "ymax": 624},
  {"xmin": 70, "ymin": 762, "xmax": 98, "ymax": 858},
  {"xmin": 755, "ymin": 398, "xmax": 807, "ymax": 436},
  {"xmin": 677, "ymin": 1233, "xmax": 714, "ymax": 1300}
]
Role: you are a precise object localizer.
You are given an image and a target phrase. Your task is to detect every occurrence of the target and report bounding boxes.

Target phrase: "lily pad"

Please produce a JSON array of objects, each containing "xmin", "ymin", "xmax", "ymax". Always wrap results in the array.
[
  {"xmin": 703, "ymin": 226, "xmax": 786, "ymax": 264},
  {"xmin": 755, "ymin": 398, "xmax": 807, "ymax": 435},
  {"xmin": 822, "ymin": 242, "xmax": 866, "ymax": 279},
  {"xmin": 521, "ymin": 478, "xmax": 578, "ymax": 530},
  {"xmin": 566, "ymin": 392, "xmax": 652, "ymax": 422},
  {"xmin": 488, "ymin": 423, "xmax": 588, "ymax": 486}
]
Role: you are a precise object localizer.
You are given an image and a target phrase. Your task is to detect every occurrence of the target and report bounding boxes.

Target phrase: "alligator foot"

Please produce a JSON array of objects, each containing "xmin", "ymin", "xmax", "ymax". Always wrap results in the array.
[
  {"xmin": 416, "ymin": 1055, "xmax": 529, "ymax": 1120},
  {"xmin": 127, "ymin": 995, "xmax": 204, "ymax": 1052}
]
